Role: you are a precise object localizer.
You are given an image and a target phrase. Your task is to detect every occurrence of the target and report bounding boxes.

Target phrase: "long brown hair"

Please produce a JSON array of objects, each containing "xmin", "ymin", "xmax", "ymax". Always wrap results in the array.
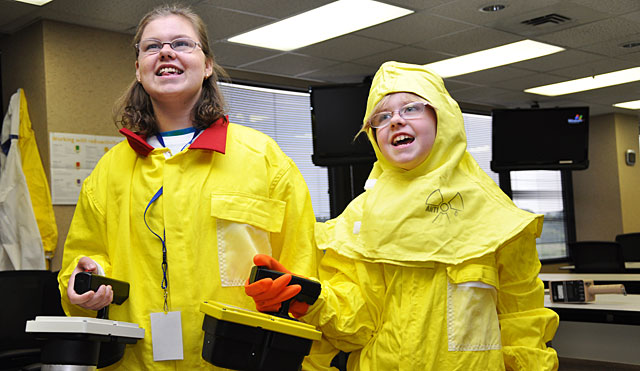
[{"xmin": 113, "ymin": 4, "xmax": 228, "ymax": 136}]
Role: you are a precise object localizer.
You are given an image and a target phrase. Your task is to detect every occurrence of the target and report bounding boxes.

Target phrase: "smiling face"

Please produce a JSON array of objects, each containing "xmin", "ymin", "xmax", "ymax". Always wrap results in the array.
[
  {"xmin": 373, "ymin": 92, "xmax": 437, "ymax": 170},
  {"xmin": 135, "ymin": 14, "xmax": 213, "ymax": 107}
]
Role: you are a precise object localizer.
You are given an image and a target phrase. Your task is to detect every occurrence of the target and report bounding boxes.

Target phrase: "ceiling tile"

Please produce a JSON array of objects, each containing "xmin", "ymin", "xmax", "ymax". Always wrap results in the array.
[
  {"xmin": 429, "ymin": 0, "xmax": 561, "ymax": 27},
  {"xmin": 202, "ymin": 0, "xmax": 333, "ymax": 19},
  {"xmin": 511, "ymin": 50, "xmax": 605, "ymax": 72},
  {"xmin": 579, "ymin": 33, "xmax": 640, "ymax": 57},
  {"xmin": 529, "ymin": 97, "xmax": 594, "ymax": 108},
  {"xmin": 195, "ymin": 3, "xmax": 273, "ymax": 41},
  {"xmin": 296, "ymin": 35, "xmax": 400, "ymax": 62},
  {"xmin": 594, "ymin": 104, "xmax": 632, "ymax": 116},
  {"xmin": 487, "ymin": 1, "xmax": 609, "ymax": 38},
  {"xmin": 3, "ymin": 12, "xmax": 118, "ymax": 34},
  {"xmin": 450, "ymin": 66, "xmax": 534, "ymax": 86},
  {"xmin": 0, "ymin": 1, "xmax": 39, "ymax": 34},
  {"xmin": 46, "ymin": 0, "xmax": 201, "ymax": 30},
  {"xmin": 240, "ymin": 53, "xmax": 335, "ymax": 77},
  {"xmin": 46, "ymin": 13, "xmax": 132, "ymax": 34},
  {"xmin": 416, "ymin": 26, "xmax": 520, "ymax": 56},
  {"xmin": 548, "ymin": 58, "xmax": 638, "ymax": 78},
  {"xmin": 570, "ymin": 0, "xmax": 640, "ymax": 15},
  {"xmin": 490, "ymin": 72, "xmax": 560, "ymax": 91},
  {"xmin": 381, "ymin": 0, "xmax": 456, "ymax": 11},
  {"xmin": 449, "ymin": 86, "xmax": 513, "ymax": 106},
  {"xmin": 561, "ymin": 81, "xmax": 640, "ymax": 104},
  {"xmin": 212, "ymin": 41, "xmax": 281, "ymax": 68},
  {"xmin": 536, "ymin": 17, "xmax": 640, "ymax": 48},
  {"xmin": 298, "ymin": 62, "xmax": 376, "ymax": 84},
  {"xmin": 354, "ymin": 46, "xmax": 451, "ymax": 68},
  {"xmin": 622, "ymin": 9, "xmax": 640, "ymax": 22},
  {"xmin": 442, "ymin": 79, "xmax": 480, "ymax": 94},
  {"xmin": 355, "ymin": 11, "xmax": 473, "ymax": 45},
  {"xmin": 618, "ymin": 50, "xmax": 640, "ymax": 63},
  {"xmin": 484, "ymin": 91, "xmax": 553, "ymax": 109}
]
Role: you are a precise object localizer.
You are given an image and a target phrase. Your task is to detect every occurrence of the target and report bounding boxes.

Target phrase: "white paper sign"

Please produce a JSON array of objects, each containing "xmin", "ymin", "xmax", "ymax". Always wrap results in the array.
[{"xmin": 49, "ymin": 132, "xmax": 122, "ymax": 205}]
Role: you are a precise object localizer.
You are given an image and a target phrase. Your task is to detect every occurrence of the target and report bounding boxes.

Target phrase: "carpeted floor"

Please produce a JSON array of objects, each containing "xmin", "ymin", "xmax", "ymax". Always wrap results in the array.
[{"xmin": 560, "ymin": 358, "xmax": 640, "ymax": 371}]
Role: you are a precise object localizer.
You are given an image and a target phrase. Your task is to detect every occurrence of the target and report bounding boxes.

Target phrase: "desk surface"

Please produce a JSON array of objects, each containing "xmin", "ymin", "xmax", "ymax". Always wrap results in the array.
[
  {"xmin": 559, "ymin": 262, "xmax": 640, "ymax": 270},
  {"xmin": 545, "ymin": 294, "xmax": 640, "ymax": 312},
  {"xmin": 539, "ymin": 273, "xmax": 640, "ymax": 281},
  {"xmin": 544, "ymin": 294, "xmax": 640, "ymax": 325}
]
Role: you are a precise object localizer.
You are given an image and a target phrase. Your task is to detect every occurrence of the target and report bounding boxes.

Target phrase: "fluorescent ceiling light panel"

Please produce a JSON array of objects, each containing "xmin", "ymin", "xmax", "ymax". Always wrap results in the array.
[
  {"xmin": 424, "ymin": 40, "xmax": 564, "ymax": 78},
  {"xmin": 613, "ymin": 100, "xmax": 640, "ymax": 110},
  {"xmin": 14, "ymin": 0, "xmax": 53, "ymax": 5},
  {"xmin": 227, "ymin": 0, "xmax": 413, "ymax": 51},
  {"xmin": 525, "ymin": 67, "xmax": 640, "ymax": 96}
]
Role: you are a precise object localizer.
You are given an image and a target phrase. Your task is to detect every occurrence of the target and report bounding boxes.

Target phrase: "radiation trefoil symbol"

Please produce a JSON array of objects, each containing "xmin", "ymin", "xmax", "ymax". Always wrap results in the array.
[{"xmin": 425, "ymin": 190, "xmax": 464, "ymax": 223}]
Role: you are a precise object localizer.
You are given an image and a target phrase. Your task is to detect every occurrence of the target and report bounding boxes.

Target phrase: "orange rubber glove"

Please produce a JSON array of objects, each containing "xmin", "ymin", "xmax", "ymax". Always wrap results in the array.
[
  {"xmin": 289, "ymin": 299, "xmax": 310, "ymax": 319},
  {"xmin": 244, "ymin": 254, "xmax": 311, "ymax": 317},
  {"xmin": 244, "ymin": 273, "xmax": 301, "ymax": 312}
]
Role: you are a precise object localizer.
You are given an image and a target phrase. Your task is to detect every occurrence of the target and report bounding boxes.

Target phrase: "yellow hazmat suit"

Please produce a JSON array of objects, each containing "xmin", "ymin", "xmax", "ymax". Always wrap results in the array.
[
  {"xmin": 58, "ymin": 119, "xmax": 318, "ymax": 370},
  {"xmin": 15, "ymin": 90, "xmax": 58, "ymax": 261},
  {"xmin": 304, "ymin": 62, "xmax": 559, "ymax": 370}
]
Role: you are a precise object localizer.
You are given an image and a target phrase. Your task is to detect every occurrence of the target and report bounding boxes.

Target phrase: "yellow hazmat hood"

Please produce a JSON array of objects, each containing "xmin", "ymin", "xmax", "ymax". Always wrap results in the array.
[
  {"xmin": 316, "ymin": 62, "xmax": 542, "ymax": 265},
  {"xmin": 363, "ymin": 61, "xmax": 467, "ymax": 177}
]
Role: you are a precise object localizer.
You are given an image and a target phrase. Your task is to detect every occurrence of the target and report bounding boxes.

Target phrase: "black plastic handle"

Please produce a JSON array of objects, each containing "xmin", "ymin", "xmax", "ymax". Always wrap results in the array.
[{"xmin": 74, "ymin": 272, "xmax": 130, "ymax": 305}]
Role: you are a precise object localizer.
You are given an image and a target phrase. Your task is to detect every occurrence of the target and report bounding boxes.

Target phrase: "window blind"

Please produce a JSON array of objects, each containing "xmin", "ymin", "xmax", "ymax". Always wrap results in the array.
[{"xmin": 463, "ymin": 113, "xmax": 499, "ymax": 185}]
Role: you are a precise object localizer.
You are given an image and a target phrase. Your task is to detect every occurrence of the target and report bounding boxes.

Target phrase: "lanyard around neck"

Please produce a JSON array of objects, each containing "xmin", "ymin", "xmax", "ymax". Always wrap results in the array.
[
  {"xmin": 143, "ymin": 186, "xmax": 169, "ymax": 312},
  {"xmin": 156, "ymin": 127, "xmax": 201, "ymax": 152},
  {"xmin": 143, "ymin": 127, "xmax": 201, "ymax": 312}
]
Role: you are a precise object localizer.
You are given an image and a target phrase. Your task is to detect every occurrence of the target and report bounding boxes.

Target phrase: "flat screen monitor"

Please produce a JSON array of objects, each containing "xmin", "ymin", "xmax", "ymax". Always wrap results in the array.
[
  {"xmin": 310, "ymin": 83, "xmax": 375, "ymax": 166},
  {"xmin": 491, "ymin": 106, "xmax": 589, "ymax": 171}
]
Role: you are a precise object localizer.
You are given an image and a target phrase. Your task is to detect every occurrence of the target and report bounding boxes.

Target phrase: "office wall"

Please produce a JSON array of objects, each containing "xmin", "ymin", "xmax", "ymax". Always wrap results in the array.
[
  {"xmin": 42, "ymin": 21, "xmax": 133, "ymax": 136},
  {"xmin": 615, "ymin": 114, "xmax": 640, "ymax": 233},
  {"xmin": 0, "ymin": 22, "xmax": 48, "ymax": 166},
  {"xmin": 573, "ymin": 113, "xmax": 640, "ymax": 241}
]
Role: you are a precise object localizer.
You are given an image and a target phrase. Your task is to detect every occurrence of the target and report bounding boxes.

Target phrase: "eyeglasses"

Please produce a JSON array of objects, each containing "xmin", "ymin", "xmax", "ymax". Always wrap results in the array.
[
  {"xmin": 136, "ymin": 38, "xmax": 202, "ymax": 56},
  {"xmin": 369, "ymin": 102, "xmax": 431, "ymax": 129}
]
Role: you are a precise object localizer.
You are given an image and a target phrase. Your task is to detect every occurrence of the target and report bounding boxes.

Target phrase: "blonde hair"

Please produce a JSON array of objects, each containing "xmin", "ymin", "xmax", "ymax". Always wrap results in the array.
[{"xmin": 113, "ymin": 4, "xmax": 228, "ymax": 136}]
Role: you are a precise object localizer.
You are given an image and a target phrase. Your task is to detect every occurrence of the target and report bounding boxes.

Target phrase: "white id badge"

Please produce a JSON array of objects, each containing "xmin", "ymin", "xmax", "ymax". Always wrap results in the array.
[{"xmin": 150, "ymin": 311, "xmax": 184, "ymax": 361}]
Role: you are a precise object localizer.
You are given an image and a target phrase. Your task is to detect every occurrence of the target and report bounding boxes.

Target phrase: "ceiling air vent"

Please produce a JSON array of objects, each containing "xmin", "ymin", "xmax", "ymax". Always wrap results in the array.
[{"xmin": 521, "ymin": 13, "xmax": 571, "ymax": 26}]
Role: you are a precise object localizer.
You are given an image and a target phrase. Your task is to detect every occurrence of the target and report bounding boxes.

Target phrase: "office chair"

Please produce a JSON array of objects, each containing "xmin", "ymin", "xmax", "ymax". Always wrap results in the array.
[
  {"xmin": 568, "ymin": 241, "xmax": 627, "ymax": 273},
  {"xmin": 0, "ymin": 270, "xmax": 65, "ymax": 371},
  {"xmin": 615, "ymin": 233, "xmax": 640, "ymax": 262}
]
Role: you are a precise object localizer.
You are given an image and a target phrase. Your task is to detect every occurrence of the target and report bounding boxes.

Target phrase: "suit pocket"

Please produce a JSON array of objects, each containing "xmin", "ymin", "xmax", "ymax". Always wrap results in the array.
[
  {"xmin": 446, "ymin": 261, "xmax": 502, "ymax": 351},
  {"xmin": 211, "ymin": 193, "xmax": 285, "ymax": 286}
]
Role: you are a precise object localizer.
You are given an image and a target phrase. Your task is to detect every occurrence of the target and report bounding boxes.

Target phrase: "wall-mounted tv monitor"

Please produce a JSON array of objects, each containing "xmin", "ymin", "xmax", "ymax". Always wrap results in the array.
[
  {"xmin": 310, "ymin": 82, "xmax": 375, "ymax": 166},
  {"xmin": 491, "ymin": 106, "xmax": 589, "ymax": 172}
]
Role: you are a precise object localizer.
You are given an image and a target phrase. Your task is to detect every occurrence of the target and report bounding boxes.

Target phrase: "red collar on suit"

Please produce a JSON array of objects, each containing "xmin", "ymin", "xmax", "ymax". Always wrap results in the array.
[{"xmin": 119, "ymin": 116, "xmax": 228, "ymax": 156}]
